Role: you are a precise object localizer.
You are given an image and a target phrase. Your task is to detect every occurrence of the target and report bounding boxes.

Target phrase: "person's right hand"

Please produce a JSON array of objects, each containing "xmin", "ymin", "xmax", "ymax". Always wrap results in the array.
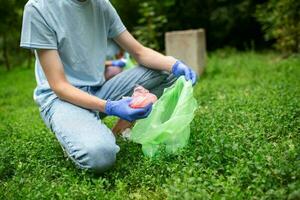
[
  {"xmin": 105, "ymin": 98, "xmax": 152, "ymax": 122},
  {"xmin": 172, "ymin": 60, "xmax": 197, "ymax": 85}
]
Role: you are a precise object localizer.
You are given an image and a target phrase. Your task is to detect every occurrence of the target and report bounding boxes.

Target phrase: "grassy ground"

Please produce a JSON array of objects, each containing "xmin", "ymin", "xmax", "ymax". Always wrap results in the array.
[{"xmin": 0, "ymin": 51, "xmax": 299, "ymax": 199}]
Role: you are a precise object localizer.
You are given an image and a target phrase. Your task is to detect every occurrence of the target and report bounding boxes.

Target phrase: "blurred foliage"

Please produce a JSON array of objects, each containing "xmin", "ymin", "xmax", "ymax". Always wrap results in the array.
[
  {"xmin": 112, "ymin": 0, "xmax": 268, "ymax": 51},
  {"xmin": 0, "ymin": 0, "xmax": 30, "ymax": 70},
  {"xmin": 0, "ymin": 0, "xmax": 299, "ymax": 70},
  {"xmin": 132, "ymin": 1, "xmax": 167, "ymax": 50},
  {"xmin": 256, "ymin": 0, "xmax": 300, "ymax": 54}
]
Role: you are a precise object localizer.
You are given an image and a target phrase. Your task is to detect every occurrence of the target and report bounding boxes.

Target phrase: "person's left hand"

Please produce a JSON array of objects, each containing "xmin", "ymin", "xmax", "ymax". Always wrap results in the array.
[
  {"xmin": 171, "ymin": 60, "xmax": 197, "ymax": 85},
  {"xmin": 111, "ymin": 59, "xmax": 127, "ymax": 68}
]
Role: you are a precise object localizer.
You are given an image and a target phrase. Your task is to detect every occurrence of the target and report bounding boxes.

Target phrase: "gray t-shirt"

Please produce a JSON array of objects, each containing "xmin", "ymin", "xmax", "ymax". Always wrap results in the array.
[
  {"xmin": 20, "ymin": 0, "xmax": 126, "ymax": 110},
  {"xmin": 106, "ymin": 39, "xmax": 121, "ymax": 60}
]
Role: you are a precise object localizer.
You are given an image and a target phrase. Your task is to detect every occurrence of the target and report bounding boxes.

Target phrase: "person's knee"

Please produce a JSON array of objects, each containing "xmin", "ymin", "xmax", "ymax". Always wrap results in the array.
[
  {"xmin": 85, "ymin": 142, "xmax": 119, "ymax": 173},
  {"xmin": 139, "ymin": 65, "xmax": 168, "ymax": 79},
  {"xmin": 72, "ymin": 141, "xmax": 119, "ymax": 174},
  {"xmin": 136, "ymin": 65, "xmax": 174, "ymax": 89}
]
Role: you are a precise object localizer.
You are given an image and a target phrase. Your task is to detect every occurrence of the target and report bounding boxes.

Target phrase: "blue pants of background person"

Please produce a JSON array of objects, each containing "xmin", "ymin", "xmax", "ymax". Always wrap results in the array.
[{"xmin": 40, "ymin": 66, "xmax": 176, "ymax": 173}]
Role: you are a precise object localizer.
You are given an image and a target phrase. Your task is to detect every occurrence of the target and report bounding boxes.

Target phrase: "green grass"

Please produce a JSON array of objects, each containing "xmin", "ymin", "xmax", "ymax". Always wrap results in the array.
[{"xmin": 0, "ymin": 51, "xmax": 299, "ymax": 199}]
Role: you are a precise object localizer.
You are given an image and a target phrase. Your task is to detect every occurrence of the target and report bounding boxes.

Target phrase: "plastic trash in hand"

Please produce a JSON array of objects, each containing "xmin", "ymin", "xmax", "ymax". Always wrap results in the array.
[
  {"xmin": 111, "ymin": 86, "xmax": 156, "ymax": 135},
  {"xmin": 130, "ymin": 77, "xmax": 197, "ymax": 157},
  {"xmin": 130, "ymin": 86, "xmax": 157, "ymax": 109}
]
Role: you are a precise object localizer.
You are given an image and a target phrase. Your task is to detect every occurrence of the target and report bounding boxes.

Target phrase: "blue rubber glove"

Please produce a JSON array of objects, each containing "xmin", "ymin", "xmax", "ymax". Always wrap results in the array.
[
  {"xmin": 172, "ymin": 60, "xmax": 197, "ymax": 85},
  {"xmin": 111, "ymin": 59, "xmax": 126, "ymax": 68},
  {"xmin": 105, "ymin": 98, "xmax": 152, "ymax": 122}
]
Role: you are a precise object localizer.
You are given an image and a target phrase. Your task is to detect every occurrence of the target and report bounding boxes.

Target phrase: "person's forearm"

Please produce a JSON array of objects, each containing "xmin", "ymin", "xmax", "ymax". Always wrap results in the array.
[
  {"xmin": 135, "ymin": 47, "xmax": 177, "ymax": 72},
  {"xmin": 113, "ymin": 31, "xmax": 176, "ymax": 72},
  {"xmin": 54, "ymin": 82, "xmax": 106, "ymax": 112},
  {"xmin": 37, "ymin": 49, "xmax": 107, "ymax": 112},
  {"xmin": 105, "ymin": 60, "xmax": 113, "ymax": 67}
]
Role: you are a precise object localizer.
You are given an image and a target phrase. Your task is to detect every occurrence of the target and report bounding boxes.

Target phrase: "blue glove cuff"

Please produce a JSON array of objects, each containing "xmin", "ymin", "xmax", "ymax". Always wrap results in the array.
[
  {"xmin": 172, "ymin": 60, "xmax": 181, "ymax": 75},
  {"xmin": 105, "ymin": 100, "xmax": 113, "ymax": 115}
]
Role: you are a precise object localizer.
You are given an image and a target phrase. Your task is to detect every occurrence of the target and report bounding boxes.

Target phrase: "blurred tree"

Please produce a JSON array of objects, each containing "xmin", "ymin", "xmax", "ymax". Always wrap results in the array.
[
  {"xmin": 132, "ymin": 1, "xmax": 168, "ymax": 50},
  {"xmin": 0, "ymin": 0, "xmax": 28, "ymax": 70},
  {"xmin": 112, "ymin": 0, "xmax": 268, "ymax": 51},
  {"xmin": 256, "ymin": 0, "xmax": 300, "ymax": 54},
  {"xmin": 3, "ymin": 0, "xmax": 296, "ymax": 70},
  {"xmin": 111, "ymin": 0, "xmax": 140, "ymax": 31}
]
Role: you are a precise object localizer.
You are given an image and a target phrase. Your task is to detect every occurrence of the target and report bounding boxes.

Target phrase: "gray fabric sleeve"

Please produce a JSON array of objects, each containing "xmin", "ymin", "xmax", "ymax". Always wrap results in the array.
[
  {"xmin": 20, "ymin": 4, "xmax": 57, "ymax": 50},
  {"xmin": 104, "ymin": 0, "xmax": 127, "ymax": 38}
]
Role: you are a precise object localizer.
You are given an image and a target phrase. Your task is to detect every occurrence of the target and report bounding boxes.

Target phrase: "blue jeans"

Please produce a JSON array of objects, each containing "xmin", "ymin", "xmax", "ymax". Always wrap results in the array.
[{"xmin": 40, "ymin": 66, "xmax": 176, "ymax": 173}]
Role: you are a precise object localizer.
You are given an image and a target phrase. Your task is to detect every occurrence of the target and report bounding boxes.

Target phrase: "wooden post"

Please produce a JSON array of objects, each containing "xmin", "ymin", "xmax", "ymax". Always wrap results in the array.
[
  {"xmin": 27, "ymin": 51, "xmax": 33, "ymax": 68},
  {"xmin": 165, "ymin": 29, "xmax": 206, "ymax": 75}
]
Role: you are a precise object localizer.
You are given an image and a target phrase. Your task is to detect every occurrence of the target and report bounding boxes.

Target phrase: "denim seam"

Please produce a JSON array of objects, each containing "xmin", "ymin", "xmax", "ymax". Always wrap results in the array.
[{"xmin": 53, "ymin": 125, "xmax": 88, "ymax": 169}]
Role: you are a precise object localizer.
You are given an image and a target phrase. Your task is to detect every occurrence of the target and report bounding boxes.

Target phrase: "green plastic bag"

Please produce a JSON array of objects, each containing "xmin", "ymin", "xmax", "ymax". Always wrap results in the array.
[
  {"xmin": 123, "ymin": 53, "xmax": 137, "ymax": 70},
  {"xmin": 130, "ymin": 76, "xmax": 198, "ymax": 157}
]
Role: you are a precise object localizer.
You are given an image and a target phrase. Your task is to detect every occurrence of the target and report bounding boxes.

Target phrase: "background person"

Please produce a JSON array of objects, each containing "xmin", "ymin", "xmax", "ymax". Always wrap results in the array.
[{"xmin": 104, "ymin": 39, "xmax": 126, "ymax": 81}]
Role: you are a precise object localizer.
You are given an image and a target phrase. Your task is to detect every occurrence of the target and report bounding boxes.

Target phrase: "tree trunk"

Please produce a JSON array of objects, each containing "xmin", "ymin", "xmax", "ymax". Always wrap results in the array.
[
  {"xmin": 2, "ymin": 34, "xmax": 10, "ymax": 71},
  {"xmin": 27, "ymin": 50, "xmax": 33, "ymax": 68}
]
